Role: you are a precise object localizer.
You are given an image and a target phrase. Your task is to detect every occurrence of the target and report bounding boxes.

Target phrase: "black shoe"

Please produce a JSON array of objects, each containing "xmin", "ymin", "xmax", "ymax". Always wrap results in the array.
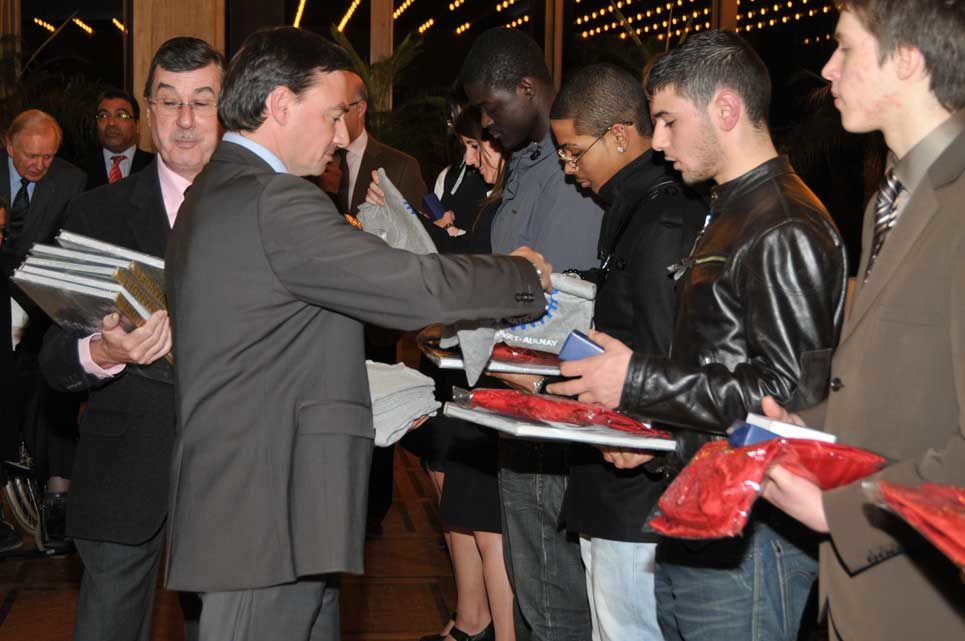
[
  {"xmin": 419, "ymin": 612, "xmax": 457, "ymax": 641},
  {"xmin": 448, "ymin": 621, "xmax": 494, "ymax": 641},
  {"xmin": 0, "ymin": 521, "xmax": 22, "ymax": 553},
  {"xmin": 41, "ymin": 492, "xmax": 72, "ymax": 553}
]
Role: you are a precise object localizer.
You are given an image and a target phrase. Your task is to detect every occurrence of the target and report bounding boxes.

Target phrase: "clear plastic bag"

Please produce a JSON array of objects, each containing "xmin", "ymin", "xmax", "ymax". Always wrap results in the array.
[
  {"xmin": 466, "ymin": 388, "xmax": 669, "ymax": 436},
  {"xmin": 649, "ymin": 438, "xmax": 885, "ymax": 539},
  {"xmin": 864, "ymin": 480, "xmax": 965, "ymax": 569}
]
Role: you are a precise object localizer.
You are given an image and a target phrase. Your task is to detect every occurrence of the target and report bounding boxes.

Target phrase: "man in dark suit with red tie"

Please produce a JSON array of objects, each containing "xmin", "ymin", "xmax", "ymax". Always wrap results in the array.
[{"xmin": 78, "ymin": 88, "xmax": 154, "ymax": 191}]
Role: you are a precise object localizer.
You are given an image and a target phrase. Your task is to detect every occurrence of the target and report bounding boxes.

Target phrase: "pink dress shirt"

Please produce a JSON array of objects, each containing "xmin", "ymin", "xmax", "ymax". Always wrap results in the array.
[{"xmin": 78, "ymin": 156, "xmax": 187, "ymax": 377}]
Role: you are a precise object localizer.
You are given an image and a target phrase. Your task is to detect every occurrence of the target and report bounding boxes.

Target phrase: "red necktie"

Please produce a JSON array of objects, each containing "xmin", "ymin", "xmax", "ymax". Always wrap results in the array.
[{"xmin": 108, "ymin": 155, "xmax": 125, "ymax": 184}]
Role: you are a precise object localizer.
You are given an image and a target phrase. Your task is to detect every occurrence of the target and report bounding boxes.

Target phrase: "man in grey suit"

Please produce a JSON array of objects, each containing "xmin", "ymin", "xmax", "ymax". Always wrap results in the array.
[
  {"xmin": 760, "ymin": 1, "xmax": 965, "ymax": 640},
  {"xmin": 164, "ymin": 27, "xmax": 551, "ymax": 641}
]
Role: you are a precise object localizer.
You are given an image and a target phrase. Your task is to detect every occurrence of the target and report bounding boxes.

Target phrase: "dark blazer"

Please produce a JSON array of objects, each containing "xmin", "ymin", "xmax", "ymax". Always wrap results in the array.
[
  {"xmin": 0, "ymin": 150, "xmax": 86, "ymax": 262},
  {"xmin": 39, "ymin": 161, "xmax": 175, "ymax": 545},
  {"xmin": 348, "ymin": 134, "xmax": 428, "ymax": 214},
  {"xmin": 164, "ymin": 141, "xmax": 545, "ymax": 592},
  {"xmin": 1, "ymin": 152, "xmax": 85, "ymax": 459},
  {"xmin": 803, "ymin": 113, "xmax": 965, "ymax": 641},
  {"xmin": 78, "ymin": 148, "xmax": 154, "ymax": 191}
]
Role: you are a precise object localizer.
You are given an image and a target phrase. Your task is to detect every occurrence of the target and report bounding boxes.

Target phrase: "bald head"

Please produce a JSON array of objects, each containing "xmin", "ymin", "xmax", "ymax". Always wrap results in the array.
[
  {"xmin": 6, "ymin": 109, "xmax": 63, "ymax": 183},
  {"xmin": 343, "ymin": 72, "xmax": 368, "ymax": 143},
  {"xmin": 7, "ymin": 109, "xmax": 62, "ymax": 148}
]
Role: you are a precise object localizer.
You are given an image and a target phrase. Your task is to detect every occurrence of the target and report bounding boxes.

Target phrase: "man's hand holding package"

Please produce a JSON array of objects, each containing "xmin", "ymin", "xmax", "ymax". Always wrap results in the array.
[
  {"xmin": 90, "ymin": 310, "xmax": 172, "ymax": 369},
  {"xmin": 509, "ymin": 246, "xmax": 553, "ymax": 291},
  {"xmin": 546, "ymin": 330, "xmax": 631, "ymax": 407}
]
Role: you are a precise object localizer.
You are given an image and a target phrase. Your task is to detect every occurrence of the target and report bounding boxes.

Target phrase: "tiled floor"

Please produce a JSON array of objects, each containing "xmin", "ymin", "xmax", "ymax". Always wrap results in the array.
[{"xmin": 0, "ymin": 448, "xmax": 454, "ymax": 641}]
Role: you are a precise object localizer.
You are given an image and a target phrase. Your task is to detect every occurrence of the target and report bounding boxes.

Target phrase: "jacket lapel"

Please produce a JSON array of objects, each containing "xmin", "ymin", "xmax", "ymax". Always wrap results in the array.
[
  {"xmin": 127, "ymin": 163, "xmax": 169, "ymax": 257},
  {"xmin": 18, "ymin": 175, "xmax": 56, "ymax": 248},
  {"xmin": 839, "ymin": 127, "xmax": 965, "ymax": 344}
]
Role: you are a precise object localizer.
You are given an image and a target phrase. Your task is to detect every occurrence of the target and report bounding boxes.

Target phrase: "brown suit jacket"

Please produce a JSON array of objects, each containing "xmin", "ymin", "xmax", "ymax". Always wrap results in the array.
[
  {"xmin": 803, "ymin": 112, "xmax": 965, "ymax": 641},
  {"xmin": 346, "ymin": 134, "xmax": 428, "ymax": 215}
]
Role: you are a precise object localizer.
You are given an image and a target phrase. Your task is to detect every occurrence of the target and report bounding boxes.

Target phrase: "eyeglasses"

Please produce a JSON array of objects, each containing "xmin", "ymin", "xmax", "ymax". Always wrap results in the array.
[
  {"xmin": 148, "ymin": 98, "xmax": 217, "ymax": 118},
  {"xmin": 95, "ymin": 111, "xmax": 135, "ymax": 121},
  {"xmin": 556, "ymin": 121, "xmax": 634, "ymax": 168}
]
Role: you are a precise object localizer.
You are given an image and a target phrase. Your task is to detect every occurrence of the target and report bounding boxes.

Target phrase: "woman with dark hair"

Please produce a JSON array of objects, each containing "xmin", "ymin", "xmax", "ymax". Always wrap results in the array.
[{"xmin": 371, "ymin": 105, "xmax": 511, "ymax": 641}]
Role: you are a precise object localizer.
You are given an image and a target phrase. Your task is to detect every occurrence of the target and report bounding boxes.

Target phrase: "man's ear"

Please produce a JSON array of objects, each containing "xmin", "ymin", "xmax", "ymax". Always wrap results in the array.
[
  {"xmin": 518, "ymin": 77, "xmax": 535, "ymax": 99},
  {"xmin": 711, "ymin": 89, "xmax": 742, "ymax": 132},
  {"xmin": 265, "ymin": 85, "xmax": 294, "ymax": 125},
  {"xmin": 894, "ymin": 43, "xmax": 927, "ymax": 83}
]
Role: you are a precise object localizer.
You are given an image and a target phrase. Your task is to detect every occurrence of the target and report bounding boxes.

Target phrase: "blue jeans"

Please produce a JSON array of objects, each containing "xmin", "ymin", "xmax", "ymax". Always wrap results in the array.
[
  {"xmin": 654, "ymin": 512, "xmax": 818, "ymax": 641},
  {"xmin": 499, "ymin": 439, "xmax": 591, "ymax": 641},
  {"xmin": 580, "ymin": 537, "xmax": 664, "ymax": 641}
]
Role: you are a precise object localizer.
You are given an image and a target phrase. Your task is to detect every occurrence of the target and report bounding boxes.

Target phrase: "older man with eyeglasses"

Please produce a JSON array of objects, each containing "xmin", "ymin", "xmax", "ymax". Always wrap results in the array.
[
  {"xmin": 40, "ymin": 36, "xmax": 225, "ymax": 641},
  {"xmin": 78, "ymin": 88, "xmax": 154, "ymax": 190}
]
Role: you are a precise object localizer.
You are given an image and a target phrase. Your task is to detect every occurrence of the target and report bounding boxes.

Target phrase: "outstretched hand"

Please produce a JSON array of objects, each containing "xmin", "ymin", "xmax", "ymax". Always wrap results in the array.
[{"xmin": 545, "ymin": 331, "xmax": 631, "ymax": 409}]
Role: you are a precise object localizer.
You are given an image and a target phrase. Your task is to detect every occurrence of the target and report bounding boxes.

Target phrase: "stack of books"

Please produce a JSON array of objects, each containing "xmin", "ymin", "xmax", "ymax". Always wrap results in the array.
[{"xmin": 11, "ymin": 230, "xmax": 169, "ymax": 361}]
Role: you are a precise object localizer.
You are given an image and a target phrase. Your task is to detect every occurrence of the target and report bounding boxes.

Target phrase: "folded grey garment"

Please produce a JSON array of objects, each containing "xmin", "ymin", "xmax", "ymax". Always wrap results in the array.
[
  {"xmin": 367, "ymin": 361, "xmax": 441, "ymax": 447},
  {"xmin": 373, "ymin": 395, "xmax": 441, "ymax": 447},
  {"xmin": 438, "ymin": 273, "xmax": 596, "ymax": 386},
  {"xmin": 357, "ymin": 168, "xmax": 437, "ymax": 255}
]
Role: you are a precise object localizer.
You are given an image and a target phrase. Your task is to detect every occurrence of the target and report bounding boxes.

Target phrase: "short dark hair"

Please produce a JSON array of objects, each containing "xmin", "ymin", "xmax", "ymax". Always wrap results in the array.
[
  {"xmin": 838, "ymin": 0, "xmax": 964, "ymax": 111},
  {"xmin": 460, "ymin": 27, "xmax": 552, "ymax": 92},
  {"xmin": 645, "ymin": 30, "xmax": 771, "ymax": 129},
  {"xmin": 551, "ymin": 63, "xmax": 653, "ymax": 138},
  {"xmin": 143, "ymin": 37, "xmax": 226, "ymax": 100},
  {"xmin": 97, "ymin": 87, "xmax": 140, "ymax": 119},
  {"xmin": 218, "ymin": 27, "xmax": 352, "ymax": 132}
]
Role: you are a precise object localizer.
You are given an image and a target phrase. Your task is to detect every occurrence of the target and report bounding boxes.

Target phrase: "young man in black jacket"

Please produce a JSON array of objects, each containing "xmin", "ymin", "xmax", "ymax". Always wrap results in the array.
[
  {"xmin": 544, "ymin": 63, "xmax": 705, "ymax": 641},
  {"xmin": 548, "ymin": 32, "xmax": 848, "ymax": 641}
]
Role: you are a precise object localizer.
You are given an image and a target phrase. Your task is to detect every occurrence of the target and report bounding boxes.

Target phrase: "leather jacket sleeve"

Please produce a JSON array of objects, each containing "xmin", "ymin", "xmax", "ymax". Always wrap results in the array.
[{"xmin": 620, "ymin": 220, "xmax": 844, "ymax": 438}]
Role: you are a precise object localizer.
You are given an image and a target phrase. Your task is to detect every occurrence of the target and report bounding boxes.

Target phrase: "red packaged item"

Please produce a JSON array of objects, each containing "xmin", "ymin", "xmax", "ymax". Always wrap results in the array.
[
  {"xmin": 873, "ymin": 481, "xmax": 965, "ymax": 569},
  {"xmin": 650, "ymin": 439, "xmax": 885, "ymax": 539},
  {"xmin": 468, "ymin": 388, "xmax": 670, "ymax": 436},
  {"xmin": 491, "ymin": 343, "xmax": 562, "ymax": 367}
]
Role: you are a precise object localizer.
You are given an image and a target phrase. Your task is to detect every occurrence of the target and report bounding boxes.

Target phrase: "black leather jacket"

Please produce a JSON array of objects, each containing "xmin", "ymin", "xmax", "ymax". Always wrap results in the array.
[{"xmin": 620, "ymin": 156, "xmax": 847, "ymax": 465}]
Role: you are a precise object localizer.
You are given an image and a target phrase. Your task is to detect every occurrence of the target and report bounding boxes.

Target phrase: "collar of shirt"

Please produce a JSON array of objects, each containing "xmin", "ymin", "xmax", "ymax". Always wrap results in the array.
[
  {"xmin": 892, "ymin": 110, "xmax": 964, "ymax": 196},
  {"xmin": 344, "ymin": 129, "xmax": 368, "ymax": 203},
  {"xmin": 223, "ymin": 132, "xmax": 288, "ymax": 174},
  {"xmin": 345, "ymin": 129, "xmax": 368, "ymax": 159},
  {"xmin": 503, "ymin": 130, "xmax": 555, "ymax": 200},
  {"xmin": 8, "ymin": 156, "xmax": 36, "ymax": 201},
  {"xmin": 102, "ymin": 145, "xmax": 136, "ymax": 177},
  {"xmin": 156, "ymin": 154, "xmax": 193, "ymax": 228}
]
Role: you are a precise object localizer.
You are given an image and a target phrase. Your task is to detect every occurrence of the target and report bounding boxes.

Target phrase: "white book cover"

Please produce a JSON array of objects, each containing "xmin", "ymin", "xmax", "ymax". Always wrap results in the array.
[
  {"xmin": 744, "ymin": 412, "xmax": 837, "ymax": 443},
  {"xmin": 444, "ymin": 403, "xmax": 676, "ymax": 451}
]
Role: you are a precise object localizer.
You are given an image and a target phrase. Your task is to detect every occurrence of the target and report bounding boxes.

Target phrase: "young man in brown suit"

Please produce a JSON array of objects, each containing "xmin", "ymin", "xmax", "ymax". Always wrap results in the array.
[{"xmin": 760, "ymin": 1, "xmax": 965, "ymax": 640}]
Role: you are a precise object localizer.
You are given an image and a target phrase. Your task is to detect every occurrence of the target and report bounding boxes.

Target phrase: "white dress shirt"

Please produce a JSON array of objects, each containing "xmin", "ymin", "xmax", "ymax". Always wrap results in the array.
[
  {"xmin": 344, "ymin": 129, "xmax": 368, "ymax": 206},
  {"xmin": 102, "ymin": 145, "xmax": 137, "ymax": 180}
]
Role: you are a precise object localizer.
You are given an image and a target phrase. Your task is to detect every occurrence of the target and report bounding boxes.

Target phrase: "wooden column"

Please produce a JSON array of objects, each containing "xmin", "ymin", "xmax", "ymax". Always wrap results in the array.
[
  {"xmin": 713, "ymin": 0, "xmax": 739, "ymax": 31},
  {"xmin": 0, "ymin": 0, "xmax": 20, "ymax": 38},
  {"xmin": 544, "ymin": 0, "xmax": 564, "ymax": 90},
  {"xmin": 370, "ymin": 0, "xmax": 393, "ymax": 110},
  {"xmin": 132, "ymin": 0, "xmax": 225, "ymax": 150}
]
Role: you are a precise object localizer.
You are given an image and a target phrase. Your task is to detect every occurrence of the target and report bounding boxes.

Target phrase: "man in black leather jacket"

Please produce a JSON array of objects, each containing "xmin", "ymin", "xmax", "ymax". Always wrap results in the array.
[{"xmin": 549, "ymin": 31, "xmax": 847, "ymax": 641}]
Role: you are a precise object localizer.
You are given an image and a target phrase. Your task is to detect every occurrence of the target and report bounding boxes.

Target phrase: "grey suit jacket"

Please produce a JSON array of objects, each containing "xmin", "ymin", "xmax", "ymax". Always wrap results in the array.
[
  {"xmin": 804, "ymin": 112, "xmax": 965, "ymax": 641},
  {"xmin": 164, "ymin": 141, "xmax": 544, "ymax": 592}
]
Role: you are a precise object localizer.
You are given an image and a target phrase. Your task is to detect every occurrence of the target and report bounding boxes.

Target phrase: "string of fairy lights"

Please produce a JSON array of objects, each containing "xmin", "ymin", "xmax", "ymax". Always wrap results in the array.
[{"xmin": 31, "ymin": 1, "xmax": 835, "ymax": 50}]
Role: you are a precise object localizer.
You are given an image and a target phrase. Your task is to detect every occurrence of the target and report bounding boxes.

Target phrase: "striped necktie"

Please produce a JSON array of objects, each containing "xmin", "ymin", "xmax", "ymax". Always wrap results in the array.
[
  {"xmin": 863, "ymin": 168, "xmax": 902, "ymax": 283},
  {"xmin": 108, "ymin": 155, "xmax": 125, "ymax": 183}
]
